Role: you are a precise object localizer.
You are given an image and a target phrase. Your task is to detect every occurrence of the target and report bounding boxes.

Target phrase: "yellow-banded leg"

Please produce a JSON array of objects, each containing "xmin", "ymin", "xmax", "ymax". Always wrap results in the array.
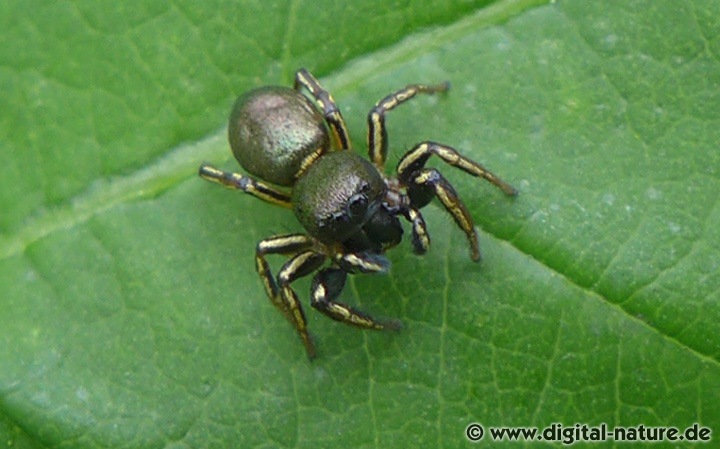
[
  {"xmin": 396, "ymin": 141, "xmax": 517, "ymax": 261},
  {"xmin": 368, "ymin": 81, "xmax": 450, "ymax": 170},
  {"xmin": 255, "ymin": 235, "xmax": 324, "ymax": 359},
  {"xmin": 397, "ymin": 141, "xmax": 518, "ymax": 197},
  {"xmin": 255, "ymin": 234, "xmax": 314, "ymax": 306},
  {"xmin": 294, "ymin": 68, "xmax": 351, "ymax": 150},
  {"xmin": 311, "ymin": 268, "xmax": 401, "ymax": 330},
  {"xmin": 199, "ymin": 164, "xmax": 292, "ymax": 208},
  {"xmin": 277, "ymin": 250, "xmax": 326, "ymax": 359},
  {"xmin": 401, "ymin": 206, "xmax": 430, "ymax": 255},
  {"xmin": 409, "ymin": 168, "xmax": 483, "ymax": 262},
  {"xmin": 334, "ymin": 251, "xmax": 391, "ymax": 274}
]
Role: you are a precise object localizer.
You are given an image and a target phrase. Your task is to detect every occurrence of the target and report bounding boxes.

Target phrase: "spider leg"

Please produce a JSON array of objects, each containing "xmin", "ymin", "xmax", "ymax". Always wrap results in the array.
[
  {"xmin": 199, "ymin": 164, "xmax": 292, "ymax": 208},
  {"xmin": 333, "ymin": 251, "xmax": 391, "ymax": 274},
  {"xmin": 311, "ymin": 268, "xmax": 400, "ymax": 330},
  {"xmin": 397, "ymin": 141, "xmax": 518, "ymax": 197},
  {"xmin": 294, "ymin": 68, "xmax": 351, "ymax": 150},
  {"xmin": 368, "ymin": 81, "xmax": 450, "ymax": 170},
  {"xmin": 409, "ymin": 168, "xmax": 483, "ymax": 262},
  {"xmin": 400, "ymin": 206, "xmax": 430, "ymax": 255},
  {"xmin": 255, "ymin": 234, "xmax": 325, "ymax": 359}
]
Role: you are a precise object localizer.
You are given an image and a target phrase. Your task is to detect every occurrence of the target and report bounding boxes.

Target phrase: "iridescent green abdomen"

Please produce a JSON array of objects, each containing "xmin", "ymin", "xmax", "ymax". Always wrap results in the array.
[{"xmin": 229, "ymin": 86, "xmax": 329, "ymax": 186}]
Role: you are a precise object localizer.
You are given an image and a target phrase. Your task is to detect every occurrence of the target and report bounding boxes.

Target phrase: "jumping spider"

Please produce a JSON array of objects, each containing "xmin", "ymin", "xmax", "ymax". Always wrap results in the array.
[{"xmin": 199, "ymin": 69, "xmax": 517, "ymax": 358}]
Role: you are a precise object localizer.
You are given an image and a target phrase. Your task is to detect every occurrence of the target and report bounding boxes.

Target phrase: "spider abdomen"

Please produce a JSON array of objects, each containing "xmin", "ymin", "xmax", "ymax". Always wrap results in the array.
[{"xmin": 228, "ymin": 86, "xmax": 329, "ymax": 186}]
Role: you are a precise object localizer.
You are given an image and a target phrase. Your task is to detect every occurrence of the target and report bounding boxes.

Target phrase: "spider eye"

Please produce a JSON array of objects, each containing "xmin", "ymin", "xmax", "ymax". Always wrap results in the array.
[
  {"xmin": 331, "ymin": 211, "xmax": 350, "ymax": 223},
  {"xmin": 348, "ymin": 193, "xmax": 368, "ymax": 217}
]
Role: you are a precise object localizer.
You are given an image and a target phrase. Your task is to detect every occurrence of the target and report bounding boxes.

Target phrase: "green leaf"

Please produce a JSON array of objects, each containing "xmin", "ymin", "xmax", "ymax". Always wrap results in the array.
[{"xmin": 2, "ymin": 0, "xmax": 719, "ymax": 448}]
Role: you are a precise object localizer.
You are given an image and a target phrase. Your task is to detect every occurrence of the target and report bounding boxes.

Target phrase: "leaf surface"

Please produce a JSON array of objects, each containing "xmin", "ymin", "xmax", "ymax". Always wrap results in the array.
[{"xmin": 2, "ymin": 0, "xmax": 719, "ymax": 448}]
